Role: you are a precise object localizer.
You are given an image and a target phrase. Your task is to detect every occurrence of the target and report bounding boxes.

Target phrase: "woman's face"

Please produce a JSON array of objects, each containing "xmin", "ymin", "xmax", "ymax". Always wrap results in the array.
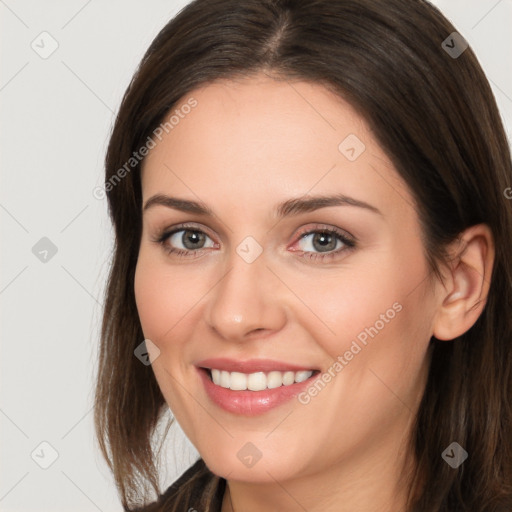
[{"xmin": 134, "ymin": 73, "xmax": 439, "ymax": 485}]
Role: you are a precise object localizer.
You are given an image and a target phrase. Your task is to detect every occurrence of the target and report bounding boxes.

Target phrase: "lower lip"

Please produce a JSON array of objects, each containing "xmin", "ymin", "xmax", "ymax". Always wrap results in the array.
[{"xmin": 197, "ymin": 368, "xmax": 318, "ymax": 416}]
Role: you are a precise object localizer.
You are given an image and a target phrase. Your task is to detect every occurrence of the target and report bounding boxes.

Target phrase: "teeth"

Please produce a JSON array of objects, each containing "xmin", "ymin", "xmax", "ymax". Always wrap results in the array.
[
  {"xmin": 282, "ymin": 371, "xmax": 295, "ymax": 386},
  {"xmin": 247, "ymin": 372, "xmax": 267, "ymax": 391},
  {"xmin": 267, "ymin": 371, "xmax": 284, "ymax": 389},
  {"xmin": 295, "ymin": 370, "xmax": 313, "ymax": 383},
  {"xmin": 230, "ymin": 372, "xmax": 247, "ymax": 390},
  {"xmin": 209, "ymin": 368, "xmax": 314, "ymax": 390}
]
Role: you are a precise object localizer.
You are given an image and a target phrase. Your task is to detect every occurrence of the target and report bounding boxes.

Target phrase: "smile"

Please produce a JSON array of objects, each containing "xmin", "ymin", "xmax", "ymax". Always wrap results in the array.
[
  {"xmin": 208, "ymin": 369, "xmax": 314, "ymax": 391},
  {"xmin": 196, "ymin": 359, "xmax": 320, "ymax": 415}
]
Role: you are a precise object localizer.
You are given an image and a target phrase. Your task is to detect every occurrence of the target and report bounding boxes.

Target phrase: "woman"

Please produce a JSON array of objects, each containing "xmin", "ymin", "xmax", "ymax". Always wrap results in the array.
[{"xmin": 94, "ymin": 0, "xmax": 512, "ymax": 510}]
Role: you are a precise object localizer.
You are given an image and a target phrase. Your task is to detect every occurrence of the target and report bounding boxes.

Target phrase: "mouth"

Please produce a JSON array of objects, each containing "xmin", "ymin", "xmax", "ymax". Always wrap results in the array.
[
  {"xmin": 200, "ymin": 367, "xmax": 320, "ymax": 391},
  {"xmin": 195, "ymin": 357, "xmax": 321, "ymax": 415}
]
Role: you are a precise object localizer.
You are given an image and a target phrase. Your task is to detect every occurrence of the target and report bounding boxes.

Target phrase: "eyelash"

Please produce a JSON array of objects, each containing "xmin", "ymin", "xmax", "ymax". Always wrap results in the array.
[{"xmin": 152, "ymin": 222, "xmax": 356, "ymax": 262}]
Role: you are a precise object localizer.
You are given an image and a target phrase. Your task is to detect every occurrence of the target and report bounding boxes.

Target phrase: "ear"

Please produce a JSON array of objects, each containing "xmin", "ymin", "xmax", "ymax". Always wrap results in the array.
[{"xmin": 432, "ymin": 223, "xmax": 495, "ymax": 341}]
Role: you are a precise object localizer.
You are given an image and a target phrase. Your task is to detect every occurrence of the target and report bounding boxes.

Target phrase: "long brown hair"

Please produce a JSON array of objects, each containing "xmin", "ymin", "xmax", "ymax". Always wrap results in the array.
[{"xmin": 94, "ymin": 0, "xmax": 512, "ymax": 510}]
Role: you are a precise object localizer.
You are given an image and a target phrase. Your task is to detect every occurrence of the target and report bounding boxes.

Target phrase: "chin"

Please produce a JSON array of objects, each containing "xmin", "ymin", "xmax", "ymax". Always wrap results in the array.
[{"xmin": 200, "ymin": 444, "xmax": 310, "ymax": 484}]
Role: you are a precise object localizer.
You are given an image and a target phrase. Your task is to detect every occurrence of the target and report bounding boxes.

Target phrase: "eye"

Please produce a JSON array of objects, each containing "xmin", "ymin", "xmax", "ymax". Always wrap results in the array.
[
  {"xmin": 292, "ymin": 226, "xmax": 356, "ymax": 261},
  {"xmin": 154, "ymin": 224, "xmax": 217, "ymax": 258},
  {"xmin": 152, "ymin": 223, "xmax": 356, "ymax": 261}
]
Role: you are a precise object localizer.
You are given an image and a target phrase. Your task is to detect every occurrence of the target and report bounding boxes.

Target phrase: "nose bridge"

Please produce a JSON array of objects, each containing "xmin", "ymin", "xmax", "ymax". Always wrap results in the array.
[{"xmin": 205, "ymin": 239, "xmax": 285, "ymax": 341}]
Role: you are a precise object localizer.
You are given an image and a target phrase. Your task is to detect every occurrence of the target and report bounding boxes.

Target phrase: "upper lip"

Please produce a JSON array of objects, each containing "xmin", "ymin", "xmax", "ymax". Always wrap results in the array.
[{"xmin": 196, "ymin": 357, "xmax": 318, "ymax": 373}]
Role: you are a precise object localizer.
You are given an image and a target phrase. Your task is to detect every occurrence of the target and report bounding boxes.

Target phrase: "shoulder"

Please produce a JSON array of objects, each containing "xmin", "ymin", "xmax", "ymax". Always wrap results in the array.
[{"xmin": 129, "ymin": 458, "xmax": 225, "ymax": 512}]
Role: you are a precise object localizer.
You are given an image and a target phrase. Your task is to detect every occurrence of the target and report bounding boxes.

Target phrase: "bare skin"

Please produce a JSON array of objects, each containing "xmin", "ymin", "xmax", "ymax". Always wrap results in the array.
[{"xmin": 134, "ymin": 73, "xmax": 494, "ymax": 512}]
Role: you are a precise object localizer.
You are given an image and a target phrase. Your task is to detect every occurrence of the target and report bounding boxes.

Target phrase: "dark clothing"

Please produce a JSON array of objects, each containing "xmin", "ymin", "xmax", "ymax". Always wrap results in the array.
[{"xmin": 130, "ymin": 458, "xmax": 225, "ymax": 512}]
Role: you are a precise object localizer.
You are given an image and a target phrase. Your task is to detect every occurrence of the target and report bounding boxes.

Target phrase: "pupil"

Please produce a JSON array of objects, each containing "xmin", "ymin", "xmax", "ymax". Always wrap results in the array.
[
  {"xmin": 314, "ymin": 232, "xmax": 335, "ymax": 252},
  {"xmin": 183, "ymin": 230, "xmax": 205, "ymax": 249}
]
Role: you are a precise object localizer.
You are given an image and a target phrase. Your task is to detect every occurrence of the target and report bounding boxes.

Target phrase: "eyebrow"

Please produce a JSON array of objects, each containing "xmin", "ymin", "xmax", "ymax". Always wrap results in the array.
[{"xmin": 142, "ymin": 193, "xmax": 382, "ymax": 217}]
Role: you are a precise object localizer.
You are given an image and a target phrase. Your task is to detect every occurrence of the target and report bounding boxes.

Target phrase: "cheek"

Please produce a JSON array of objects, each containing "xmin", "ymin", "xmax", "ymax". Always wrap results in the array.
[
  {"xmin": 134, "ymin": 248, "xmax": 216, "ymax": 359},
  {"xmin": 134, "ymin": 250, "xmax": 185, "ymax": 344},
  {"xmin": 295, "ymin": 244, "xmax": 432, "ymax": 384},
  {"xmin": 290, "ymin": 256, "xmax": 413, "ymax": 343}
]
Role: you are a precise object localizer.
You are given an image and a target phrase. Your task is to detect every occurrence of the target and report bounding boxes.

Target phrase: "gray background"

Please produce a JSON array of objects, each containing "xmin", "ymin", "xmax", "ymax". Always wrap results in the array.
[{"xmin": 1, "ymin": 1, "xmax": 511, "ymax": 510}]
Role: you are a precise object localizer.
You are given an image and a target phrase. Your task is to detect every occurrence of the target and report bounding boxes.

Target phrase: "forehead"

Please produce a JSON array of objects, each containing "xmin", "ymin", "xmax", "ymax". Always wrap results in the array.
[{"xmin": 140, "ymin": 74, "xmax": 414, "ymax": 221}]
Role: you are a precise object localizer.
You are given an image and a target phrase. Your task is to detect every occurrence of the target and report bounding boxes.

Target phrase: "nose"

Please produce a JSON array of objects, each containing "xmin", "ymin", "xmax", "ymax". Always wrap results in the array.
[{"xmin": 204, "ymin": 245, "xmax": 287, "ymax": 342}]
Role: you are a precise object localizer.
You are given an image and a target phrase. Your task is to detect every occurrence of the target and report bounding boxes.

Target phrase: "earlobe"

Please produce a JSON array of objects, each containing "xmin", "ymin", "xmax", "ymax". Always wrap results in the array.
[{"xmin": 432, "ymin": 224, "xmax": 494, "ymax": 341}]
